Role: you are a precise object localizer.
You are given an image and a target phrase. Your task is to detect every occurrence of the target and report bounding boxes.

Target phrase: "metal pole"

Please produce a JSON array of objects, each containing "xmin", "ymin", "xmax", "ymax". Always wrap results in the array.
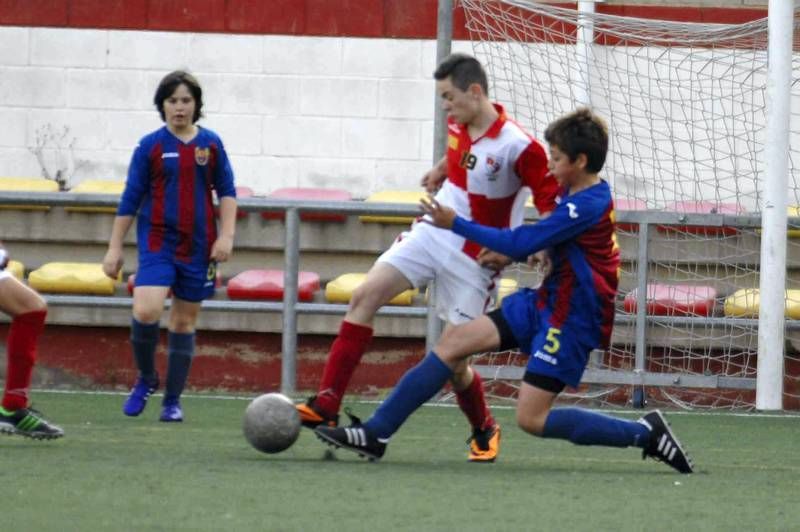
[
  {"xmin": 756, "ymin": 0, "xmax": 792, "ymax": 410},
  {"xmin": 575, "ymin": 1, "xmax": 596, "ymax": 107},
  {"xmin": 433, "ymin": 0, "xmax": 454, "ymax": 163},
  {"xmin": 281, "ymin": 207, "xmax": 300, "ymax": 396},
  {"xmin": 633, "ymin": 222, "xmax": 651, "ymax": 408},
  {"xmin": 427, "ymin": 0, "xmax": 453, "ymax": 352}
]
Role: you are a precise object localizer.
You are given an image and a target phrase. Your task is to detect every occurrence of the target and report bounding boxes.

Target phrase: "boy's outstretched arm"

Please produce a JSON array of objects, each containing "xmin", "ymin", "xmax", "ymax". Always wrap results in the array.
[{"xmin": 420, "ymin": 195, "xmax": 595, "ymax": 260}]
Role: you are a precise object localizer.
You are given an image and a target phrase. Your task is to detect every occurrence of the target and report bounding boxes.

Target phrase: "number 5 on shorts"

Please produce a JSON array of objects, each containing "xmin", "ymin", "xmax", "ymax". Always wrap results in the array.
[{"xmin": 543, "ymin": 327, "xmax": 561, "ymax": 354}]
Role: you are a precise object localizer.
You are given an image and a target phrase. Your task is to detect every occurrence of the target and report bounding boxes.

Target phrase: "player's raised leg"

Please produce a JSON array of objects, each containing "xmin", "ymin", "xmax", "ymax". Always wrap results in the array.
[
  {"xmin": 0, "ymin": 273, "xmax": 63, "ymax": 439},
  {"xmin": 123, "ymin": 285, "xmax": 169, "ymax": 417},
  {"xmin": 314, "ymin": 314, "xmax": 500, "ymax": 460},
  {"xmin": 297, "ymin": 262, "xmax": 413, "ymax": 428}
]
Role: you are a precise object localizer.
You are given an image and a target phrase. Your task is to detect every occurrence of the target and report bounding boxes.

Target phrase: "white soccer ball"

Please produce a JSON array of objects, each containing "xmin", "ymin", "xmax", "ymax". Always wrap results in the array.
[{"xmin": 242, "ymin": 393, "xmax": 301, "ymax": 454}]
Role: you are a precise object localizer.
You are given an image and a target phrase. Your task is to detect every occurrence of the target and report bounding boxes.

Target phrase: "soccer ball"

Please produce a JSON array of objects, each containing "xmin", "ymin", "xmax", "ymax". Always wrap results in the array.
[{"xmin": 242, "ymin": 393, "xmax": 301, "ymax": 454}]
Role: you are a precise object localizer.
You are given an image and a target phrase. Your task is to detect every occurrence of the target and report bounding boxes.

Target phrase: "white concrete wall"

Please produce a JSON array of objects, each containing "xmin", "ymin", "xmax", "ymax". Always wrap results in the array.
[{"xmin": 0, "ymin": 27, "xmax": 472, "ymax": 197}]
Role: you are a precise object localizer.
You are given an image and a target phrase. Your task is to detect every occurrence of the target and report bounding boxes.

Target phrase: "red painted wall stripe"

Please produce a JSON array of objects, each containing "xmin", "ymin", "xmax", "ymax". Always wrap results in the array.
[{"xmin": 0, "ymin": 1, "xmax": 767, "ymax": 38}]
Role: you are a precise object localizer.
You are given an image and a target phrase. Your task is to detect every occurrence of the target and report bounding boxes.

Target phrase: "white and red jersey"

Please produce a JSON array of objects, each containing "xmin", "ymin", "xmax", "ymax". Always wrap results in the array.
[{"xmin": 420, "ymin": 104, "xmax": 558, "ymax": 259}]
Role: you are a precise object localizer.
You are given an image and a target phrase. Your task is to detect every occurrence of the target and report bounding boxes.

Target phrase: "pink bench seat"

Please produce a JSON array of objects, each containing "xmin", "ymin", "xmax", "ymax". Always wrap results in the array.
[{"xmin": 226, "ymin": 269, "xmax": 320, "ymax": 301}]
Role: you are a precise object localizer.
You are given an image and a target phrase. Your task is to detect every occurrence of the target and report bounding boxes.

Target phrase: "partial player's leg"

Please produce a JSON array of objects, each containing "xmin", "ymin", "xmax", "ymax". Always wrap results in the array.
[
  {"xmin": 157, "ymin": 297, "xmax": 201, "ymax": 422},
  {"xmin": 299, "ymin": 261, "xmax": 416, "ymax": 428},
  {"xmin": 0, "ymin": 273, "xmax": 63, "ymax": 439},
  {"xmin": 517, "ymin": 375, "xmax": 693, "ymax": 474},
  {"xmin": 123, "ymin": 269, "xmax": 171, "ymax": 416},
  {"xmin": 436, "ymin": 257, "xmax": 503, "ymax": 461},
  {"xmin": 314, "ymin": 314, "xmax": 501, "ymax": 460},
  {"xmin": 157, "ymin": 262, "xmax": 213, "ymax": 422}
]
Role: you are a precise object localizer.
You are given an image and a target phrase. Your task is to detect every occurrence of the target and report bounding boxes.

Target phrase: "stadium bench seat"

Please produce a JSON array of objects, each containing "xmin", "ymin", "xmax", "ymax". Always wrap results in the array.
[
  {"xmin": 217, "ymin": 186, "xmax": 253, "ymax": 220},
  {"xmin": 261, "ymin": 187, "xmax": 352, "ymax": 222},
  {"xmin": 789, "ymin": 205, "xmax": 800, "ymax": 238},
  {"xmin": 496, "ymin": 277, "xmax": 519, "ymax": 307},
  {"xmin": 759, "ymin": 205, "xmax": 800, "ymax": 238},
  {"xmin": 658, "ymin": 201, "xmax": 743, "ymax": 236},
  {"xmin": 358, "ymin": 190, "xmax": 426, "ymax": 224},
  {"xmin": 0, "ymin": 177, "xmax": 59, "ymax": 211},
  {"xmin": 623, "ymin": 283, "xmax": 717, "ymax": 316},
  {"xmin": 226, "ymin": 269, "xmax": 320, "ymax": 301},
  {"xmin": 723, "ymin": 288, "xmax": 800, "ymax": 319},
  {"xmin": 66, "ymin": 179, "xmax": 125, "ymax": 213},
  {"xmin": 325, "ymin": 273, "xmax": 418, "ymax": 305},
  {"xmin": 127, "ymin": 271, "xmax": 223, "ymax": 295},
  {"xmin": 614, "ymin": 198, "xmax": 647, "ymax": 232},
  {"xmin": 29, "ymin": 262, "xmax": 118, "ymax": 295},
  {"xmin": 7, "ymin": 260, "xmax": 24, "ymax": 280}
]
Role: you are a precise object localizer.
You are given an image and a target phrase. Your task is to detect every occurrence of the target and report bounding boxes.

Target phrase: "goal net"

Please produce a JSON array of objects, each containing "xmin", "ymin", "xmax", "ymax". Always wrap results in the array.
[{"xmin": 458, "ymin": 0, "xmax": 800, "ymax": 409}]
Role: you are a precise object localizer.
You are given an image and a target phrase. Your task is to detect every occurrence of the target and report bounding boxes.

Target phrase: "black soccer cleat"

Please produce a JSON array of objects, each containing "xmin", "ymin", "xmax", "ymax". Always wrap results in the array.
[
  {"xmin": 296, "ymin": 396, "xmax": 339, "ymax": 429},
  {"xmin": 314, "ymin": 410, "xmax": 386, "ymax": 461},
  {"xmin": 639, "ymin": 410, "xmax": 694, "ymax": 474},
  {"xmin": 0, "ymin": 407, "xmax": 64, "ymax": 440}
]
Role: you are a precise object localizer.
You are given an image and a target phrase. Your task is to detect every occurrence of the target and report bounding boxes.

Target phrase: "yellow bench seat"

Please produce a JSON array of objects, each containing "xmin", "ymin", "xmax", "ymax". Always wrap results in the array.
[
  {"xmin": 723, "ymin": 288, "xmax": 800, "ymax": 319},
  {"xmin": 0, "ymin": 177, "xmax": 59, "ymax": 211},
  {"xmin": 28, "ymin": 262, "xmax": 119, "ymax": 295},
  {"xmin": 359, "ymin": 190, "xmax": 426, "ymax": 224},
  {"xmin": 66, "ymin": 180, "xmax": 125, "ymax": 213},
  {"xmin": 325, "ymin": 273, "xmax": 418, "ymax": 306}
]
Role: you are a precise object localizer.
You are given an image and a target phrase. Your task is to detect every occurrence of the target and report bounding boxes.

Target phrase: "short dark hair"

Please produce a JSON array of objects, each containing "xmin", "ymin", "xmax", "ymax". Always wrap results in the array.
[
  {"xmin": 433, "ymin": 53, "xmax": 489, "ymax": 95},
  {"xmin": 544, "ymin": 108, "xmax": 609, "ymax": 173},
  {"xmin": 153, "ymin": 70, "xmax": 203, "ymax": 123}
]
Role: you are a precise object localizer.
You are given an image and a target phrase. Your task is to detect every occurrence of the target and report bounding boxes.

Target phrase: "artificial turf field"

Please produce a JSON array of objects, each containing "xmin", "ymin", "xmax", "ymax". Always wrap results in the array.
[{"xmin": 1, "ymin": 392, "xmax": 798, "ymax": 531}]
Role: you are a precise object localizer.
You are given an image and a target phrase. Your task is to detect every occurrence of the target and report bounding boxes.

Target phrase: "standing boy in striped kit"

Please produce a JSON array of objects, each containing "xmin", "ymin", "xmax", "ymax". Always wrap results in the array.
[
  {"xmin": 315, "ymin": 108, "xmax": 694, "ymax": 474},
  {"xmin": 103, "ymin": 71, "xmax": 237, "ymax": 423},
  {"xmin": 298, "ymin": 53, "xmax": 558, "ymax": 462}
]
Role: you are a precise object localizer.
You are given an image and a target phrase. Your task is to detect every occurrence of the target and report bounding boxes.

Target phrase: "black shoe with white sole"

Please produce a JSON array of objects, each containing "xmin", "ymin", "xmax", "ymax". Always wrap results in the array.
[
  {"xmin": 639, "ymin": 410, "xmax": 694, "ymax": 474},
  {"xmin": 314, "ymin": 410, "xmax": 387, "ymax": 461}
]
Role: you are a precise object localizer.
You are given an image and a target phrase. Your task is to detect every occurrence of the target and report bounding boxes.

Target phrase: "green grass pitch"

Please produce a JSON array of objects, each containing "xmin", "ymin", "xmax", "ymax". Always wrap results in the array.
[{"xmin": 1, "ymin": 392, "xmax": 798, "ymax": 531}]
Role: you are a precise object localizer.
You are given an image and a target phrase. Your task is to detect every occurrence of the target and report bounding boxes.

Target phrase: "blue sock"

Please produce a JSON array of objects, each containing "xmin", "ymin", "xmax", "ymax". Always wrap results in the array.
[
  {"xmin": 542, "ymin": 408, "xmax": 651, "ymax": 448},
  {"xmin": 365, "ymin": 352, "xmax": 453, "ymax": 439},
  {"xmin": 130, "ymin": 319, "xmax": 159, "ymax": 382},
  {"xmin": 164, "ymin": 331, "xmax": 195, "ymax": 404}
]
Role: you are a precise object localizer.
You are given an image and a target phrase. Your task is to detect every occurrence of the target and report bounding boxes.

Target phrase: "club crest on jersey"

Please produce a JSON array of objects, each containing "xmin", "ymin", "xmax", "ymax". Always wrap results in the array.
[
  {"xmin": 195, "ymin": 147, "xmax": 210, "ymax": 166},
  {"xmin": 485, "ymin": 154, "xmax": 503, "ymax": 179},
  {"xmin": 448, "ymin": 134, "xmax": 459, "ymax": 150}
]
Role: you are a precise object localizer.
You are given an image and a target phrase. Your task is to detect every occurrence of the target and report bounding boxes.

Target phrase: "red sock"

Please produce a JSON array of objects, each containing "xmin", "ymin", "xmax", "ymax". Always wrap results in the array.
[
  {"xmin": 2, "ymin": 309, "xmax": 47, "ymax": 411},
  {"xmin": 314, "ymin": 320, "xmax": 373, "ymax": 416},
  {"xmin": 455, "ymin": 370, "xmax": 495, "ymax": 431}
]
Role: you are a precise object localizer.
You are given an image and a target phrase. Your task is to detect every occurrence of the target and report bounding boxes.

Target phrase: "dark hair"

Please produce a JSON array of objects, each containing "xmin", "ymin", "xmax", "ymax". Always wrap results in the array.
[
  {"xmin": 153, "ymin": 70, "xmax": 203, "ymax": 123},
  {"xmin": 544, "ymin": 108, "xmax": 608, "ymax": 173},
  {"xmin": 433, "ymin": 53, "xmax": 489, "ymax": 95}
]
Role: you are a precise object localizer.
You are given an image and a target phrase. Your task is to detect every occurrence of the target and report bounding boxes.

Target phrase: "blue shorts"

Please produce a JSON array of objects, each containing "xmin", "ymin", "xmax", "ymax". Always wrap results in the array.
[
  {"xmin": 135, "ymin": 255, "xmax": 216, "ymax": 303},
  {"xmin": 499, "ymin": 288, "xmax": 595, "ymax": 388}
]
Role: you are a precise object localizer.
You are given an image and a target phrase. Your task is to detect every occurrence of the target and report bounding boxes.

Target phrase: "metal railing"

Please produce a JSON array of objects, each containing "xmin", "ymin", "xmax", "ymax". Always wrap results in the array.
[{"xmin": 2, "ymin": 191, "xmax": 799, "ymax": 398}]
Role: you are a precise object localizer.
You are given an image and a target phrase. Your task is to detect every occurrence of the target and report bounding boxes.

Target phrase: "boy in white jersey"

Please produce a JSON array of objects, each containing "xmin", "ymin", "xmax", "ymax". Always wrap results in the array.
[{"xmin": 297, "ymin": 53, "xmax": 558, "ymax": 462}]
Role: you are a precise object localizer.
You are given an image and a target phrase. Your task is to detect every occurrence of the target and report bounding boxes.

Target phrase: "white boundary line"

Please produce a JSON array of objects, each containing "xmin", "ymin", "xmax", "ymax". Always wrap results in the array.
[{"xmin": 33, "ymin": 388, "xmax": 800, "ymax": 418}]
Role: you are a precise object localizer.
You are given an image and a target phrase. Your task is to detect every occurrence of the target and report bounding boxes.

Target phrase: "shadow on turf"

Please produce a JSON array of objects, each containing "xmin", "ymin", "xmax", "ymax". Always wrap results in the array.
[{"xmin": 236, "ymin": 447, "xmax": 697, "ymax": 477}]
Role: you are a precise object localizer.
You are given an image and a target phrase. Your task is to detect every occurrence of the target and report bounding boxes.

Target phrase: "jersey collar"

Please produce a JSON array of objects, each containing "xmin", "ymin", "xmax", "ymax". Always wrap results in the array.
[
  {"xmin": 464, "ymin": 103, "xmax": 507, "ymax": 144},
  {"xmin": 482, "ymin": 103, "xmax": 507, "ymax": 139}
]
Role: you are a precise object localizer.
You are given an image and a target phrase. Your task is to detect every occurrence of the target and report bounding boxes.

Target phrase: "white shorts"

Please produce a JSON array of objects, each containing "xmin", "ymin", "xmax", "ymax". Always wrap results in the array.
[{"xmin": 377, "ymin": 226, "xmax": 499, "ymax": 324}]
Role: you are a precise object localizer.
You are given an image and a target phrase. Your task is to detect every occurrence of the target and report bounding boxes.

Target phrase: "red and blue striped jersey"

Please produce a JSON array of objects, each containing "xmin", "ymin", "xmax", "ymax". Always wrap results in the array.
[
  {"xmin": 451, "ymin": 179, "xmax": 620, "ymax": 348},
  {"xmin": 118, "ymin": 126, "xmax": 236, "ymax": 264}
]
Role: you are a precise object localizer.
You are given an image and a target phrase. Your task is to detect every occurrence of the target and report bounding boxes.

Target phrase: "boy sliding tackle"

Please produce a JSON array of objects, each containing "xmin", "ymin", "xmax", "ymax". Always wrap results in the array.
[
  {"xmin": 315, "ymin": 109, "xmax": 694, "ymax": 474},
  {"xmin": 297, "ymin": 53, "xmax": 557, "ymax": 462}
]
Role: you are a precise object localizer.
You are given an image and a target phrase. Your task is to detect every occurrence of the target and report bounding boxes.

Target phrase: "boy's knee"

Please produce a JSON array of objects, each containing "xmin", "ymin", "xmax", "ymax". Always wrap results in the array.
[{"xmin": 516, "ymin": 410, "xmax": 547, "ymax": 436}]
